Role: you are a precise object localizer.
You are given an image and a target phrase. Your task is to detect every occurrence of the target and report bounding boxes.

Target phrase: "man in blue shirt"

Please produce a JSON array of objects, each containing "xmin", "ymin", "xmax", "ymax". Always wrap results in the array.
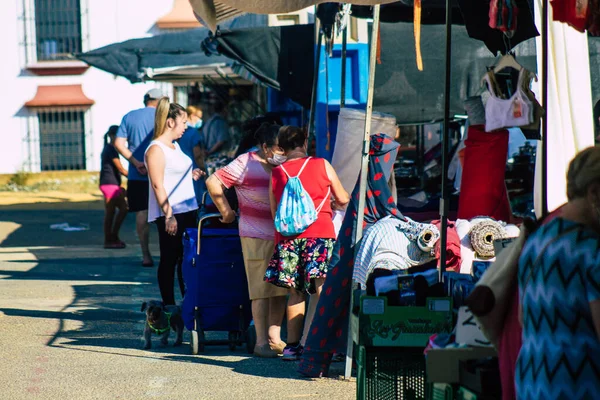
[
  {"xmin": 202, "ymin": 102, "xmax": 230, "ymax": 158},
  {"xmin": 114, "ymin": 88, "xmax": 162, "ymax": 267}
]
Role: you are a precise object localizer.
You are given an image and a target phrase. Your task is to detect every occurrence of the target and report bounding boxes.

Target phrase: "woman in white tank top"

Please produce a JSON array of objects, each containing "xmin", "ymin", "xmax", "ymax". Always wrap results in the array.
[{"xmin": 145, "ymin": 97, "xmax": 204, "ymax": 305}]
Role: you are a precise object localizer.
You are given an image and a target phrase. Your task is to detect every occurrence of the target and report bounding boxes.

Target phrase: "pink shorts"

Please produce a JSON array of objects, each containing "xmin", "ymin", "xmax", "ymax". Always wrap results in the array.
[{"xmin": 100, "ymin": 184, "xmax": 125, "ymax": 201}]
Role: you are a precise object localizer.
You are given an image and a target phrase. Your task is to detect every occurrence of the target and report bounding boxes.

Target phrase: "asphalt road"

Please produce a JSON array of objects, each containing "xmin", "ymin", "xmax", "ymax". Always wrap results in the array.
[{"xmin": 0, "ymin": 208, "xmax": 354, "ymax": 400}]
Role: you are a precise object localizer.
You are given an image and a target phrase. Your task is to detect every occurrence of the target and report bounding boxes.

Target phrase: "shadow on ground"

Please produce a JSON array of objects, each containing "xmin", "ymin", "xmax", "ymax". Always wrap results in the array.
[{"xmin": 0, "ymin": 210, "xmax": 325, "ymax": 381}]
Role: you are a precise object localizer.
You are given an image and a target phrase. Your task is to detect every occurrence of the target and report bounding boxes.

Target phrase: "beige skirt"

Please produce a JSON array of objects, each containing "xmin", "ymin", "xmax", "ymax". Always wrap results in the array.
[{"xmin": 240, "ymin": 237, "xmax": 289, "ymax": 300}]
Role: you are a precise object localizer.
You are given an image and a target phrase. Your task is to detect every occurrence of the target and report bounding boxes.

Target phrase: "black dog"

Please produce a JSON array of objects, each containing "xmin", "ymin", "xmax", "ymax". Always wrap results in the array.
[{"xmin": 141, "ymin": 300, "xmax": 184, "ymax": 350}]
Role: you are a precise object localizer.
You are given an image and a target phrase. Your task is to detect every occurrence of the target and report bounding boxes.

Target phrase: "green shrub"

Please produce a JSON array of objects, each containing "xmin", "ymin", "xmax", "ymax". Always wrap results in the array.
[{"xmin": 8, "ymin": 171, "xmax": 32, "ymax": 187}]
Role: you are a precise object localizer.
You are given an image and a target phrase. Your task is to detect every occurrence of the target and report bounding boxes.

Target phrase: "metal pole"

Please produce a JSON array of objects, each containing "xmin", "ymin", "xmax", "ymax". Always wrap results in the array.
[
  {"xmin": 541, "ymin": 0, "xmax": 549, "ymax": 218},
  {"xmin": 345, "ymin": 4, "xmax": 381, "ymax": 381},
  {"xmin": 308, "ymin": 23, "xmax": 323, "ymax": 146},
  {"xmin": 340, "ymin": 25, "xmax": 348, "ymax": 108},
  {"xmin": 439, "ymin": 0, "xmax": 452, "ymax": 282}
]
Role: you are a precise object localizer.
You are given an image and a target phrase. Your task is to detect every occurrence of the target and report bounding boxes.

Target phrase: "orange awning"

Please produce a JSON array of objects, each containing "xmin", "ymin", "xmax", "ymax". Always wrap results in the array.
[
  {"xmin": 25, "ymin": 85, "xmax": 95, "ymax": 108},
  {"xmin": 157, "ymin": 0, "xmax": 202, "ymax": 29}
]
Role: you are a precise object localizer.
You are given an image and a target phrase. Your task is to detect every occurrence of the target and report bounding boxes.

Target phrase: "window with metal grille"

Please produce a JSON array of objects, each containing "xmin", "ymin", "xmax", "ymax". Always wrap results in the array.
[
  {"xmin": 38, "ymin": 110, "xmax": 86, "ymax": 171},
  {"xmin": 34, "ymin": 0, "xmax": 82, "ymax": 61}
]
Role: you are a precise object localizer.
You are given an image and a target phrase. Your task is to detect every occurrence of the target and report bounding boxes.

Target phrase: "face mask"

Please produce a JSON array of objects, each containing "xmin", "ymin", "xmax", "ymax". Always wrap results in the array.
[
  {"xmin": 268, "ymin": 153, "xmax": 287, "ymax": 166},
  {"xmin": 194, "ymin": 120, "xmax": 203, "ymax": 129}
]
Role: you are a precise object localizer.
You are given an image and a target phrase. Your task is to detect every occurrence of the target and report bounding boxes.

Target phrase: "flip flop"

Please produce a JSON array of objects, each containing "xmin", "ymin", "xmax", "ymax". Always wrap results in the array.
[{"xmin": 142, "ymin": 261, "xmax": 154, "ymax": 267}]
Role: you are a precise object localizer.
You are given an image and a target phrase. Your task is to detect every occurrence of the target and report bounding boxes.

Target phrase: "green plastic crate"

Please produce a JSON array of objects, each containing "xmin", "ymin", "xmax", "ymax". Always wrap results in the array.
[
  {"xmin": 357, "ymin": 345, "xmax": 426, "ymax": 400},
  {"xmin": 356, "ymin": 296, "xmax": 453, "ymax": 347},
  {"xmin": 457, "ymin": 386, "xmax": 479, "ymax": 400},
  {"xmin": 428, "ymin": 383, "xmax": 454, "ymax": 400}
]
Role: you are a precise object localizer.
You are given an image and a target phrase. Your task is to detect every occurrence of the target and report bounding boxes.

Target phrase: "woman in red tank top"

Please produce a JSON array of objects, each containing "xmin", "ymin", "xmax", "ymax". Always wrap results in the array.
[{"xmin": 265, "ymin": 126, "xmax": 349, "ymax": 360}]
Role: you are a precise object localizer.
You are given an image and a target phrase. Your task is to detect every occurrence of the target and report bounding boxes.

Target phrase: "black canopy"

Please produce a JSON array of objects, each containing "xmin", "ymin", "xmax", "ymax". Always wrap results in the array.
[
  {"xmin": 76, "ymin": 14, "xmax": 266, "ymax": 82},
  {"xmin": 203, "ymin": 24, "xmax": 315, "ymax": 108}
]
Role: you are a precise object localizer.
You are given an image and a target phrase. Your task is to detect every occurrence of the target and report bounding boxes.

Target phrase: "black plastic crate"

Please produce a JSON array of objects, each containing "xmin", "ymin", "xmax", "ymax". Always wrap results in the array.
[{"xmin": 357, "ymin": 346, "xmax": 426, "ymax": 400}]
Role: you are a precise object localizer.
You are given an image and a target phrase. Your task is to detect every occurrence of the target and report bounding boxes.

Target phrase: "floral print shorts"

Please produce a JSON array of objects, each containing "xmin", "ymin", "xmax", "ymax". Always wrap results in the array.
[{"xmin": 265, "ymin": 238, "xmax": 335, "ymax": 294}]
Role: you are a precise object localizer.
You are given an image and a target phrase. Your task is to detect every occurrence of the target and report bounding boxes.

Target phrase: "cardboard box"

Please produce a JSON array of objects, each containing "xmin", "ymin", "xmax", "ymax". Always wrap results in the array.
[
  {"xmin": 455, "ymin": 307, "xmax": 493, "ymax": 347},
  {"xmin": 426, "ymin": 346, "xmax": 498, "ymax": 383}
]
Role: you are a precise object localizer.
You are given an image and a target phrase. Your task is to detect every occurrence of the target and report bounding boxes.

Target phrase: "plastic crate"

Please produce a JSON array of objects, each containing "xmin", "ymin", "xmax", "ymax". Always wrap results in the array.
[
  {"xmin": 357, "ymin": 346, "xmax": 426, "ymax": 400},
  {"xmin": 457, "ymin": 386, "xmax": 479, "ymax": 400},
  {"xmin": 355, "ymin": 296, "xmax": 453, "ymax": 347},
  {"xmin": 427, "ymin": 383, "xmax": 454, "ymax": 400}
]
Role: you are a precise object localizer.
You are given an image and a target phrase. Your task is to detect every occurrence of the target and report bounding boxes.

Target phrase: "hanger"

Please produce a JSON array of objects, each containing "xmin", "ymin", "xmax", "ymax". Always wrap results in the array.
[{"xmin": 493, "ymin": 53, "xmax": 522, "ymax": 73}]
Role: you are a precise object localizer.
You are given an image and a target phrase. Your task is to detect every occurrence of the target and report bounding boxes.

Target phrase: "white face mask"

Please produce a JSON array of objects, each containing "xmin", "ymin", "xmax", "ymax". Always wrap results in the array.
[{"xmin": 267, "ymin": 153, "xmax": 287, "ymax": 166}]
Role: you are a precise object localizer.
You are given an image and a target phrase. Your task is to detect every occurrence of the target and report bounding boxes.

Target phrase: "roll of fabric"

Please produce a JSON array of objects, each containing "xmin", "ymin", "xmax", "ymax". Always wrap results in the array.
[
  {"xmin": 470, "ymin": 220, "xmax": 506, "ymax": 258},
  {"xmin": 417, "ymin": 228, "xmax": 439, "ymax": 253}
]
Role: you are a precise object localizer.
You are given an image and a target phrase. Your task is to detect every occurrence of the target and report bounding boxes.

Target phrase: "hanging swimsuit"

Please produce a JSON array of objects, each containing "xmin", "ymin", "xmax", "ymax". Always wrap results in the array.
[{"xmin": 484, "ymin": 68, "xmax": 537, "ymax": 132}]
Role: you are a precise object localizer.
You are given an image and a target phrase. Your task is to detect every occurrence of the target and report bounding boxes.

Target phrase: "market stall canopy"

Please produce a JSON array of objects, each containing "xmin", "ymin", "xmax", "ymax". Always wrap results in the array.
[
  {"xmin": 351, "ymin": 0, "xmax": 539, "ymax": 55},
  {"xmin": 76, "ymin": 14, "xmax": 266, "ymax": 82},
  {"xmin": 202, "ymin": 24, "xmax": 315, "ymax": 108},
  {"xmin": 188, "ymin": 0, "xmax": 398, "ymax": 32}
]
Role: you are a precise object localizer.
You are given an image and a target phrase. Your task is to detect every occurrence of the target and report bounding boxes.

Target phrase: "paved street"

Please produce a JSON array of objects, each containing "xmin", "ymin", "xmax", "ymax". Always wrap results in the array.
[{"xmin": 0, "ymin": 205, "xmax": 354, "ymax": 399}]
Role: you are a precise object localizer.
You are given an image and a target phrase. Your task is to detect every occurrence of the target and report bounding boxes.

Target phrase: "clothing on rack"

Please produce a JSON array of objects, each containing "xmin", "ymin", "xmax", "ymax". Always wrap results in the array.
[
  {"xmin": 484, "ymin": 68, "xmax": 540, "ymax": 133},
  {"xmin": 457, "ymin": 124, "xmax": 512, "ymax": 223},
  {"xmin": 298, "ymin": 134, "xmax": 401, "ymax": 378},
  {"xmin": 489, "ymin": 0, "xmax": 519, "ymax": 33},
  {"xmin": 551, "ymin": 0, "xmax": 590, "ymax": 33}
]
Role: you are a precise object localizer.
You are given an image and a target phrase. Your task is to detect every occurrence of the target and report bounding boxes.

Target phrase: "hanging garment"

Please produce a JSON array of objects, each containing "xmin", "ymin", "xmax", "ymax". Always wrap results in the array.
[
  {"xmin": 489, "ymin": 0, "xmax": 519, "ymax": 33},
  {"xmin": 353, "ymin": 215, "xmax": 439, "ymax": 287},
  {"xmin": 484, "ymin": 69, "xmax": 536, "ymax": 132},
  {"xmin": 432, "ymin": 219, "xmax": 462, "ymax": 272},
  {"xmin": 298, "ymin": 134, "xmax": 401, "ymax": 378},
  {"xmin": 458, "ymin": 125, "xmax": 512, "ymax": 223},
  {"xmin": 551, "ymin": 0, "xmax": 590, "ymax": 33}
]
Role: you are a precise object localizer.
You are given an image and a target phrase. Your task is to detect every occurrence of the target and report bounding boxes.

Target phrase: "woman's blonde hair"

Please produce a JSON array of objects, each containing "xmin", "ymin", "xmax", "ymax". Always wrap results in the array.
[
  {"xmin": 566, "ymin": 146, "xmax": 600, "ymax": 200},
  {"xmin": 186, "ymin": 105, "xmax": 202, "ymax": 118},
  {"xmin": 154, "ymin": 97, "xmax": 185, "ymax": 139}
]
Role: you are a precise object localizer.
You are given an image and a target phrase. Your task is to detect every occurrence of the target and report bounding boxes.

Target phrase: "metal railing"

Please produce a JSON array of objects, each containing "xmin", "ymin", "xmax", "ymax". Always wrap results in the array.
[
  {"xmin": 34, "ymin": 0, "xmax": 82, "ymax": 61},
  {"xmin": 38, "ymin": 109, "xmax": 86, "ymax": 171}
]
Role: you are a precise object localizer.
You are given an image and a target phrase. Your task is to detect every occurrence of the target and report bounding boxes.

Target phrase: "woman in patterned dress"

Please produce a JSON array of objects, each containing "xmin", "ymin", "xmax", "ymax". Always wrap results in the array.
[{"xmin": 516, "ymin": 147, "xmax": 600, "ymax": 399}]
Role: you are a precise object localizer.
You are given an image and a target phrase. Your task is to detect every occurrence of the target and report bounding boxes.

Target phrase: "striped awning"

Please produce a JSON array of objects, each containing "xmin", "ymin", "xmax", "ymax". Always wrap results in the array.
[{"xmin": 188, "ymin": 0, "xmax": 397, "ymax": 32}]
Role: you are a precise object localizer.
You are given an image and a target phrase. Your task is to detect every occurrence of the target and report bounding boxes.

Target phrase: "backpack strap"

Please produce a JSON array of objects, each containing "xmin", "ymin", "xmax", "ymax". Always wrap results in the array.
[
  {"xmin": 315, "ymin": 187, "xmax": 331, "ymax": 213},
  {"xmin": 279, "ymin": 157, "xmax": 311, "ymax": 179},
  {"xmin": 296, "ymin": 157, "xmax": 312, "ymax": 178}
]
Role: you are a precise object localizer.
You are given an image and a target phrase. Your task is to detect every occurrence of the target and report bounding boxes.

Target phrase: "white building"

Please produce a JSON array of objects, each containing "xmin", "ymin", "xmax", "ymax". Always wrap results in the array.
[{"xmin": 0, "ymin": 0, "xmax": 204, "ymax": 174}]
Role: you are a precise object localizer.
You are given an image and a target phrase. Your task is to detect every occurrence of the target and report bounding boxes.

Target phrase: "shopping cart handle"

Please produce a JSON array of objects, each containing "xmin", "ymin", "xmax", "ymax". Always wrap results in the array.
[{"xmin": 196, "ymin": 212, "xmax": 239, "ymax": 254}]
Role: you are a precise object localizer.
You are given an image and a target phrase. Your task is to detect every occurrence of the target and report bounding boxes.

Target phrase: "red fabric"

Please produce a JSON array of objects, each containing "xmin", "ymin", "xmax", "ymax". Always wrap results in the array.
[
  {"xmin": 432, "ymin": 220, "xmax": 461, "ymax": 272},
  {"xmin": 498, "ymin": 290, "xmax": 521, "ymax": 400},
  {"xmin": 551, "ymin": 0, "xmax": 590, "ymax": 33},
  {"xmin": 458, "ymin": 125, "xmax": 512, "ymax": 222},
  {"xmin": 272, "ymin": 157, "xmax": 335, "ymax": 243}
]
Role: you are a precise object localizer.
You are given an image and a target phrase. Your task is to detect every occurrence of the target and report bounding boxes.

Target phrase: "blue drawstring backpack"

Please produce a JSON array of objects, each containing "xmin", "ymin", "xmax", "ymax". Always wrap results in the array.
[{"xmin": 274, "ymin": 157, "xmax": 330, "ymax": 236}]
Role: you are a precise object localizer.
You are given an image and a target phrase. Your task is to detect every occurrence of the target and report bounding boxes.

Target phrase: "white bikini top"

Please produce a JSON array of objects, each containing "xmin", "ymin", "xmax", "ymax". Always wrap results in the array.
[{"xmin": 484, "ymin": 68, "xmax": 535, "ymax": 132}]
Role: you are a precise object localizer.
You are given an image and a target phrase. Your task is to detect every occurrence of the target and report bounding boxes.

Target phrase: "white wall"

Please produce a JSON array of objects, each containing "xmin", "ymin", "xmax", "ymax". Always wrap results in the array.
[{"xmin": 0, "ymin": 0, "xmax": 176, "ymax": 174}]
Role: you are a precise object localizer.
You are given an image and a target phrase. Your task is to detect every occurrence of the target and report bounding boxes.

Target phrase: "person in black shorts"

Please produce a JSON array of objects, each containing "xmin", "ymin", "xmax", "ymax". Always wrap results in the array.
[
  {"xmin": 114, "ymin": 89, "xmax": 163, "ymax": 266},
  {"xmin": 99, "ymin": 126, "xmax": 128, "ymax": 249}
]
